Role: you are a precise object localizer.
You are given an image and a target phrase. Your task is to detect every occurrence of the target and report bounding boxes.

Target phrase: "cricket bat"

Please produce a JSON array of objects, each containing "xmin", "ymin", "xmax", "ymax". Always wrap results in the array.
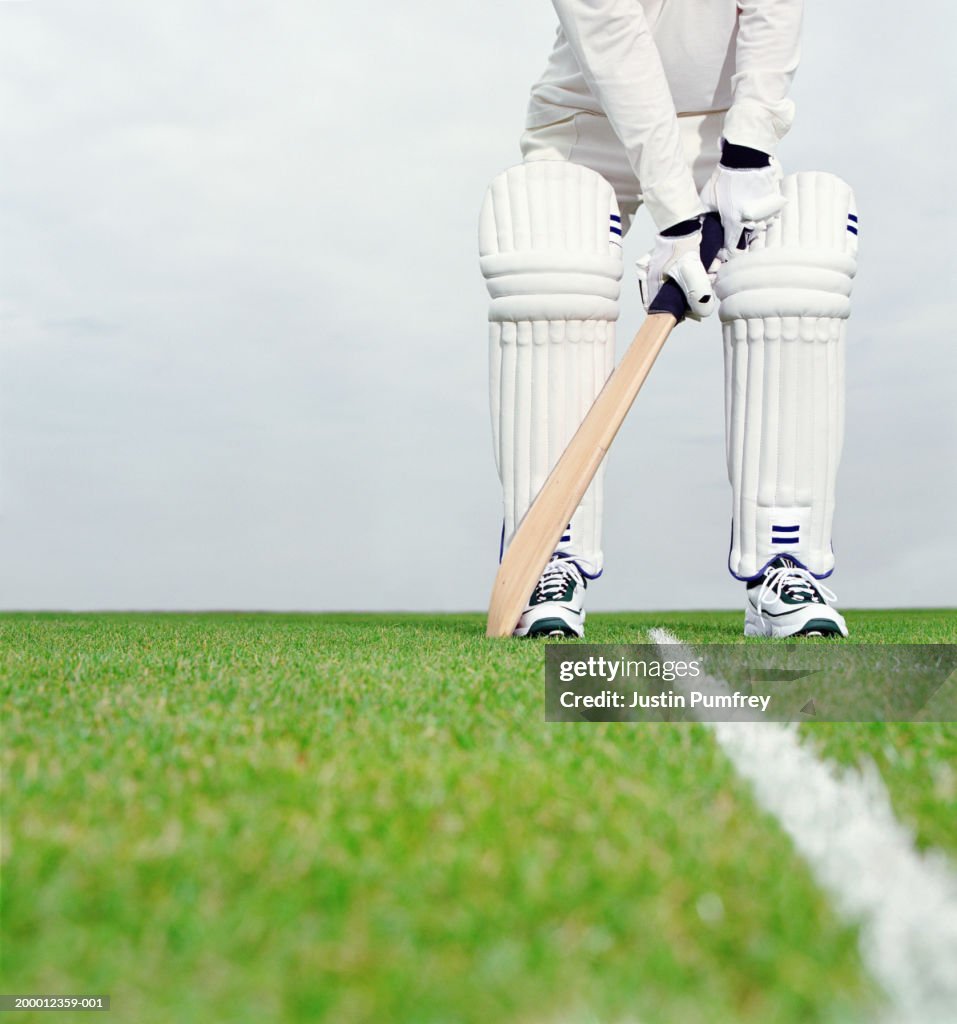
[{"xmin": 486, "ymin": 214, "xmax": 723, "ymax": 638}]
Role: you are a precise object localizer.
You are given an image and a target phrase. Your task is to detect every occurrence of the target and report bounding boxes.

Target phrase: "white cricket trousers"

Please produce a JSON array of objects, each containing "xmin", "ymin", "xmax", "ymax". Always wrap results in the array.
[{"xmin": 521, "ymin": 109, "xmax": 725, "ymax": 228}]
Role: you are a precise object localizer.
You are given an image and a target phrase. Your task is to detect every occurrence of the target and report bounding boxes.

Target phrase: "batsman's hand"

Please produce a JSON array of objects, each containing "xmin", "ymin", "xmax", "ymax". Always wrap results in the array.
[
  {"xmin": 700, "ymin": 156, "xmax": 785, "ymax": 257},
  {"xmin": 636, "ymin": 221, "xmax": 717, "ymax": 321}
]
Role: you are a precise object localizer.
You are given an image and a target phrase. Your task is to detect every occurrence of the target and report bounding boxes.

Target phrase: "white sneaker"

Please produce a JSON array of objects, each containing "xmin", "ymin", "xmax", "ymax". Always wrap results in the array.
[
  {"xmin": 745, "ymin": 556, "xmax": 848, "ymax": 638},
  {"xmin": 514, "ymin": 557, "xmax": 587, "ymax": 638}
]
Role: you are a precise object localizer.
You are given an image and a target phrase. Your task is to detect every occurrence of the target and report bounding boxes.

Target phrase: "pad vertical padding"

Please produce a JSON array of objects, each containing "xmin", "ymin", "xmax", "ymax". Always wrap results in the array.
[
  {"xmin": 481, "ymin": 162, "xmax": 622, "ymax": 577},
  {"xmin": 718, "ymin": 172, "xmax": 857, "ymax": 579}
]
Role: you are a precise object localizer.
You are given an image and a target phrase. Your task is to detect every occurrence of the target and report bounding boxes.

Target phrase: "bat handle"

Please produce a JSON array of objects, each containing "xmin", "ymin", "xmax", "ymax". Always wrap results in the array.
[{"xmin": 648, "ymin": 212, "xmax": 724, "ymax": 322}]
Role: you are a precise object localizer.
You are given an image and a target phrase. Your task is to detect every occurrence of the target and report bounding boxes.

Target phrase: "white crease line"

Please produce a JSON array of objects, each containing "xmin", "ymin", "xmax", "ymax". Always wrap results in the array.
[{"xmin": 651, "ymin": 627, "xmax": 957, "ymax": 1024}]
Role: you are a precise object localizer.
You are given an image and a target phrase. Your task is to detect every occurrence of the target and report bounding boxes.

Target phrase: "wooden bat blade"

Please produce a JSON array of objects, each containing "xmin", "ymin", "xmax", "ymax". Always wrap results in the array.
[{"xmin": 485, "ymin": 312, "xmax": 677, "ymax": 638}]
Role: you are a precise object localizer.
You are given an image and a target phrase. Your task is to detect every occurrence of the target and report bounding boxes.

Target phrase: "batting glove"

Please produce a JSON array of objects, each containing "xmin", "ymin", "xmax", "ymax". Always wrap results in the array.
[
  {"xmin": 700, "ymin": 141, "xmax": 785, "ymax": 257},
  {"xmin": 636, "ymin": 219, "xmax": 716, "ymax": 321}
]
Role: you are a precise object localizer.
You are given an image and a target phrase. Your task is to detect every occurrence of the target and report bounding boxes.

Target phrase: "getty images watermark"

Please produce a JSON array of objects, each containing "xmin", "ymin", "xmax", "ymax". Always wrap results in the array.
[{"xmin": 545, "ymin": 645, "xmax": 957, "ymax": 723}]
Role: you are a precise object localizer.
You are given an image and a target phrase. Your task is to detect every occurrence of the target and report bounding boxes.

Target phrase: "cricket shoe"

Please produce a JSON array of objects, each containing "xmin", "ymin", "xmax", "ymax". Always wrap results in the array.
[
  {"xmin": 745, "ymin": 556, "xmax": 848, "ymax": 638},
  {"xmin": 514, "ymin": 557, "xmax": 587, "ymax": 638}
]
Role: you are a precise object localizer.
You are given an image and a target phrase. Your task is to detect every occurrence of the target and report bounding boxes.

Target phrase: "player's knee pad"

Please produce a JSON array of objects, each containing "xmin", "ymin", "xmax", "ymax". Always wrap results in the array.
[
  {"xmin": 716, "ymin": 171, "xmax": 859, "ymax": 579},
  {"xmin": 479, "ymin": 160, "xmax": 623, "ymax": 577}
]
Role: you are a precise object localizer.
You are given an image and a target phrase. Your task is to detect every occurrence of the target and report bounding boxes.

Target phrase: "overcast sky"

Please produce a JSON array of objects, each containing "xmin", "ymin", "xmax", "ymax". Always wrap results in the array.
[{"xmin": 0, "ymin": 1, "xmax": 954, "ymax": 612}]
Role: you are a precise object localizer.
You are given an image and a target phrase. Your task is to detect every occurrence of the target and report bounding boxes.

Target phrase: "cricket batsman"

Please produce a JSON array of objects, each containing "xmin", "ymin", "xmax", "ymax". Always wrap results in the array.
[{"xmin": 480, "ymin": 0, "xmax": 858, "ymax": 638}]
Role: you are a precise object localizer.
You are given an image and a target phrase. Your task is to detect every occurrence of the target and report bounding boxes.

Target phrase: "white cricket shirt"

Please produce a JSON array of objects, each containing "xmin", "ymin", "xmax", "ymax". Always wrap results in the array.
[{"xmin": 527, "ymin": 0, "xmax": 802, "ymax": 228}]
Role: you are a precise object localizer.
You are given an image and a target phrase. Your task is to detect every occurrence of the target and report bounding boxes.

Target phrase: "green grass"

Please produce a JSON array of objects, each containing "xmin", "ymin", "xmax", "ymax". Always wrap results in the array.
[
  {"xmin": 2, "ymin": 610, "xmax": 955, "ymax": 1023},
  {"xmin": 580, "ymin": 610, "xmax": 957, "ymax": 859},
  {"xmin": 581, "ymin": 608, "xmax": 957, "ymax": 645}
]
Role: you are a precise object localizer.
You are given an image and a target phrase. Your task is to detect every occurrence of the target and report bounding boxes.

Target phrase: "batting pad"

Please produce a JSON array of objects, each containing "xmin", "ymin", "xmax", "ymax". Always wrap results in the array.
[
  {"xmin": 480, "ymin": 161, "xmax": 623, "ymax": 578},
  {"xmin": 716, "ymin": 171, "xmax": 858, "ymax": 579}
]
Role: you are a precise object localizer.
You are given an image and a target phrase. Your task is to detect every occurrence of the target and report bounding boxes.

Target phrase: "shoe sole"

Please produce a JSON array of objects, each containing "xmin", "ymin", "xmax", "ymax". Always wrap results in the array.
[
  {"xmin": 523, "ymin": 617, "xmax": 583, "ymax": 639},
  {"xmin": 793, "ymin": 618, "xmax": 846, "ymax": 638},
  {"xmin": 745, "ymin": 605, "xmax": 848, "ymax": 639}
]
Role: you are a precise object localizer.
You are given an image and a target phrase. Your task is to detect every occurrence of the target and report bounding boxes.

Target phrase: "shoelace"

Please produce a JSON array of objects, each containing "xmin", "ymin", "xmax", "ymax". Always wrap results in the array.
[
  {"xmin": 757, "ymin": 565, "xmax": 837, "ymax": 615},
  {"xmin": 533, "ymin": 559, "xmax": 583, "ymax": 602}
]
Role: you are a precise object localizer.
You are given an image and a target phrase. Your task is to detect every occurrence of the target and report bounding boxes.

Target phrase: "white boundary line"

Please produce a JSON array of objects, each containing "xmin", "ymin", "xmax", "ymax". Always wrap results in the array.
[{"xmin": 651, "ymin": 628, "xmax": 957, "ymax": 1024}]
